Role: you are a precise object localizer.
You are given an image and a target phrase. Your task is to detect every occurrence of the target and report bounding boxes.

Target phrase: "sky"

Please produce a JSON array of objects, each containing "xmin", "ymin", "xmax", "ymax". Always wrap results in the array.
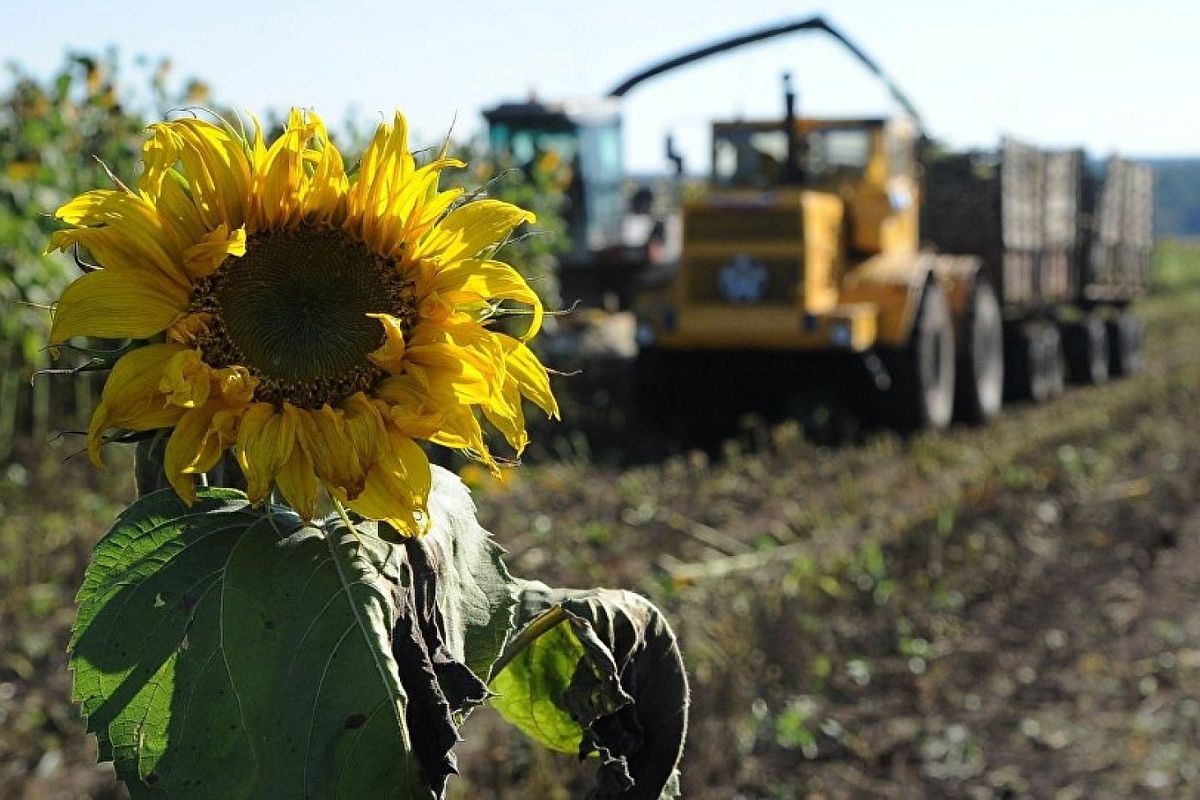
[{"xmin": 4, "ymin": 0, "xmax": 1197, "ymax": 173}]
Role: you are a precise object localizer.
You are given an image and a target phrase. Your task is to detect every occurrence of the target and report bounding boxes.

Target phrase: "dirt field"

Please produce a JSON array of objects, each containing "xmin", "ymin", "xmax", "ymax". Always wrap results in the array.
[{"xmin": 3, "ymin": 289, "xmax": 1200, "ymax": 799}]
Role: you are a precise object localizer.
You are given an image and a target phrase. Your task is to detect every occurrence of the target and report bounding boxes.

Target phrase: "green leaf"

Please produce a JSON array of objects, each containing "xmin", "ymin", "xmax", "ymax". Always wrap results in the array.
[
  {"xmin": 70, "ymin": 487, "xmax": 430, "ymax": 798},
  {"xmin": 489, "ymin": 580, "xmax": 690, "ymax": 800}
]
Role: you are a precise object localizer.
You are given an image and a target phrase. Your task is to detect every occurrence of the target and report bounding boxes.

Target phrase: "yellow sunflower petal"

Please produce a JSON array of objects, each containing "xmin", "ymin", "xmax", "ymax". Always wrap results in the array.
[
  {"xmin": 235, "ymin": 402, "xmax": 298, "ymax": 503},
  {"xmin": 212, "ymin": 365, "xmax": 257, "ymax": 404},
  {"xmin": 165, "ymin": 403, "xmax": 241, "ymax": 504},
  {"xmin": 159, "ymin": 348, "xmax": 211, "ymax": 409},
  {"xmin": 342, "ymin": 392, "xmax": 385, "ymax": 472},
  {"xmin": 293, "ymin": 404, "xmax": 365, "ymax": 500},
  {"xmin": 55, "ymin": 190, "xmax": 193, "ymax": 284},
  {"xmin": 481, "ymin": 377, "xmax": 529, "ymax": 454},
  {"xmin": 49, "ymin": 267, "xmax": 188, "ymax": 344},
  {"xmin": 366, "ymin": 313, "xmax": 407, "ymax": 374},
  {"xmin": 432, "ymin": 258, "xmax": 544, "ymax": 339},
  {"xmin": 414, "ymin": 199, "xmax": 534, "ymax": 264},
  {"xmin": 184, "ymin": 223, "xmax": 246, "ymax": 278},
  {"xmin": 143, "ymin": 169, "xmax": 206, "ymax": 248},
  {"xmin": 499, "ymin": 336, "xmax": 559, "ymax": 418},
  {"xmin": 86, "ymin": 343, "xmax": 188, "ymax": 466},
  {"xmin": 140, "ymin": 118, "xmax": 251, "ymax": 231},
  {"xmin": 299, "ymin": 114, "xmax": 349, "ymax": 226},
  {"xmin": 48, "ymin": 223, "xmax": 189, "ymax": 290},
  {"xmin": 347, "ymin": 428, "xmax": 431, "ymax": 536},
  {"xmin": 405, "ymin": 321, "xmax": 507, "ymax": 405},
  {"xmin": 252, "ymin": 111, "xmax": 317, "ymax": 230},
  {"xmin": 276, "ymin": 440, "xmax": 319, "ymax": 520}
]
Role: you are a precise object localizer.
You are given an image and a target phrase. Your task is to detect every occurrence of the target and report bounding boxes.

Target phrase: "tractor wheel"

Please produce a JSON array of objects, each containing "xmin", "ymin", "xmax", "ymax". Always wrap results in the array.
[
  {"xmin": 1106, "ymin": 313, "xmax": 1145, "ymax": 376},
  {"xmin": 1063, "ymin": 317, "xmax": 1109, "ymax": 385},
  {"xmin": 1004, "ymin": 320, "xmax": 1064, "ymax": 403},
  {"xmin": 884, "ymin": 282, "xmax": 956, "ymax": 431},
  {"xmin": 954, "ymin": 281, "xmax": 1004, "ymax": 424}
]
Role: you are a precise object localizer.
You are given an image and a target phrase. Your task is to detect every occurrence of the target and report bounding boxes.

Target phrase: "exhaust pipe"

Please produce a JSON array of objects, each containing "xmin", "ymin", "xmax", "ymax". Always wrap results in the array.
[{"xmin": 783, "ymin": 72, "xmax": 804, "ymax": 183}]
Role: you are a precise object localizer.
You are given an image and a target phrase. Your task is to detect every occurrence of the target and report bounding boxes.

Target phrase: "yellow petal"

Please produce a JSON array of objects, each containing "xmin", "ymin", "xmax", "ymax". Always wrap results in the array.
[
  {"xmin": 159, "ymin": 349, "xmax": 211, "ymax": 409},
  {"xmin": 342, "ymin": 393, "xmax": 386, "ymax": 476},
  {"xmin": 50, "ymin": 268, "xmax": 188, "ymax": 344},
  {"xmin": 55, "ymin": 190, "xmax": 191, "ymax": 285},
  {"xmin": 276, "ymin": 440, "xmax": 319, "ymax": 520},
  {"xmin": 161, "ymin": 118, "xmax": 252, "ymax": 230},
  {"xmin": 405, "ymin": 321, "xmax": 506, "ymax": 406},
  {"xmin": 299, "ymin": 114, "xmax": 349, "ymax": 226},
  {"xmin": 87, "ymin": 344, "xmax": 188, "ymax": 466},
  {"xmin": 499, "ymin": 336, "xmax": 559, "ymax": 418},
  {"xmin": 481, "ymin": 377, "xmax": 529, "ymax": 454},
  {"xmin": 415, "ymin": 199, "xmax": 534, "ymax": 264},
  {"xmin": 293, "ymin": 404, "xmax": 365, "ymax": 500},
  {"xmin": 374, "ymin": 376, "xmax": 444, "ymax": 440},
  {"xmin": 252, "ymin": 117, "xmax": 313, "ymax": 230},
  {"xmin": 235, "ymin": 402, "xmax": 297, "ymax": 503},
  {"xmin": 366, "ymin": 313, "xmax": 407, "ymax": 374},
  {"xmin": 212, "ymin": 365, "xmax": 258, "ymax": 404},
  {"xmin": 432, "ymin": 258, "xmax": 544, "ymax": 339},
  {"xmin": 164, "ymin": 404, "xmax": 241, "ymax": 503},
  {"xmin": 48, "ymin": 224, "xmax": 189, "ymax": 291},
  {"xmin": 347, "ymin": 428, "xmax": 431, "ymax": 536},
  {"xmin": 184, "ymin": 224, "xmax": 246, "ymax": 278},
  {"xmin": 144, "ymin": 169, "xmax": 206, "ymax": 249}
]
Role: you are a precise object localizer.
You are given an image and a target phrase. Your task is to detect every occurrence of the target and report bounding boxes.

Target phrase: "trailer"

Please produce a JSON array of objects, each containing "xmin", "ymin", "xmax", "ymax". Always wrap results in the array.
[{"xmin": 921, "ymin": 142, "xmax": 1152, "ymax": 401}]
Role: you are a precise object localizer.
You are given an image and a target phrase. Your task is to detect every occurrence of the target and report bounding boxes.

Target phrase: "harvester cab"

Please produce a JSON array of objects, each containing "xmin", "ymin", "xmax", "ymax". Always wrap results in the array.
[
  {"xmin": 483, "ymin": 98, "xmax": 625, "ymax": 266},
  {"xmin": 484, "ymin": 97, "xmax": 671, "ymax": 310}
]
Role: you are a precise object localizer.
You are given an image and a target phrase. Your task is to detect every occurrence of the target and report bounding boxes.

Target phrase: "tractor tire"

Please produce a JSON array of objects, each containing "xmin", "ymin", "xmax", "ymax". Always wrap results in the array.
[
  {"xmin": 884, "ymin": 282, "xmax": 956, "ymax": 432},
  {"xmin": 1106, "ymin": 313, "xmax": 1145, "ymax": 376},
  {"xmin": 954, "ymin": 281, "xmax": 1004, "ymax": 424},
  {"xmin": 1004, "ymin": 320, "xmax": 1064, "ymax": 403},
  {"xmin": 1063, "ymin": 317, "xmax": 1110, "ymax": 385}
]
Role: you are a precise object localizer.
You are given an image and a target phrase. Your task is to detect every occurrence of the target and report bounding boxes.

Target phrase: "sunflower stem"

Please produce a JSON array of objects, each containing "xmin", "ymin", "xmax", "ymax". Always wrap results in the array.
[{"xmin": 331, "ymin": 496, "xmax": 358, "ymax": 536}]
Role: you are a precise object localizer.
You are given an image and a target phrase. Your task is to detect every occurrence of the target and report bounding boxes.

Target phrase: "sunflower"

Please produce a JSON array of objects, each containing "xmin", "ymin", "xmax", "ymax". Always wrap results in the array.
[{"xmin": 48, "ymin": 109, "xmax": 558, "ymax": 534}]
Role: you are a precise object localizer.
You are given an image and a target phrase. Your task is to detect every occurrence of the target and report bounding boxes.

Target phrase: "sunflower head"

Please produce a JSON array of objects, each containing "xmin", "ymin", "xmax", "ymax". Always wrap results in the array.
[{"xmin": 49, "ymin": 109, "xmax": 558, "ymax": 534}]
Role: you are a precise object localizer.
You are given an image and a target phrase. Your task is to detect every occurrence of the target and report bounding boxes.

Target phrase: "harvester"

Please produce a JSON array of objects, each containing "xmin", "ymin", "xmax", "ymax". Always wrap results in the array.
[{"xmin": 482, "ymin": 16, "xmax": 930, "ymax": 312}]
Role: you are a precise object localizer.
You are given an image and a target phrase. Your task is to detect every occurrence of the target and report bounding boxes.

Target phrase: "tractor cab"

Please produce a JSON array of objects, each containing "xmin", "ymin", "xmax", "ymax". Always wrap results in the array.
[
  {"xmin": 708, "ymin": 114, "xmax": 920, "ymax": 258},
  {"xmin": 482, "ymin": 98, "xmax": 625, "ymax": 263}
]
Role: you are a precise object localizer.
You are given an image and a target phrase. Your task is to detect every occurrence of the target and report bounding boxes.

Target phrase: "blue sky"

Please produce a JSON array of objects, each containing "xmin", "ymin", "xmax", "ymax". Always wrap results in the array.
[{"xmin": 6, "ymin": 0, "xmax": 1196, "ymax": 172}]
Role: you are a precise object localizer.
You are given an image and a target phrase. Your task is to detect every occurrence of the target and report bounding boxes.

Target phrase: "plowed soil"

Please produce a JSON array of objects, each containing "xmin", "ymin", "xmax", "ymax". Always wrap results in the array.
[{"xmin": 3, "ymin": 290, "xmax": 1200, "ymax": 799}]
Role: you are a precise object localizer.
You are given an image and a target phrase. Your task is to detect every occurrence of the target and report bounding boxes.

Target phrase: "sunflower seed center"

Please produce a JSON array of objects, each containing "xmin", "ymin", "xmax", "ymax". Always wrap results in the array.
[{"xmin": 189, "ymin": 227, "xmax": 417, "ymax": 408}]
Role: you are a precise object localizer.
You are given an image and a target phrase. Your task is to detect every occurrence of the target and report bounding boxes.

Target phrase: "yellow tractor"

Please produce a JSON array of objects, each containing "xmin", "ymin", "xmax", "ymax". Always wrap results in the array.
[{"xmin": 635, "ymin": 75, "xmax": 1001, "ymax": 431}]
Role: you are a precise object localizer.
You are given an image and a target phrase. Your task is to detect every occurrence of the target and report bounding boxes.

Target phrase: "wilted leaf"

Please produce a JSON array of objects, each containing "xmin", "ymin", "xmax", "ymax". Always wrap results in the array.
[
  {"xmin": 381, "ymin": 466, "xmax": 515, "ymax": 794},
  {"xmin": 489, "ymin": 580, "xmax": 689, "ymax": 799}
]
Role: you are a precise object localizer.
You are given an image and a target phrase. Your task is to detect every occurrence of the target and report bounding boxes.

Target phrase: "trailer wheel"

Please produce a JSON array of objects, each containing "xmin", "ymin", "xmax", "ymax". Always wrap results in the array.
[
  {"xmin": 954, "ymin": 281, "xmax": 1004, "ymax": 424},
  {"xmin": 1063, "ymin": 317, "xmax": 1109, "ymax": 385},
  {"xmin": 885, "ymin": 282, "xmax": 956, "ymax": 431},
  {"xmin": 1106, "ymin": 314, "xmax": 1145, "ymax": 376},
  {"xmin": 1004, "ymin": 320, "xmax": 1064, "ymax": 403}
]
